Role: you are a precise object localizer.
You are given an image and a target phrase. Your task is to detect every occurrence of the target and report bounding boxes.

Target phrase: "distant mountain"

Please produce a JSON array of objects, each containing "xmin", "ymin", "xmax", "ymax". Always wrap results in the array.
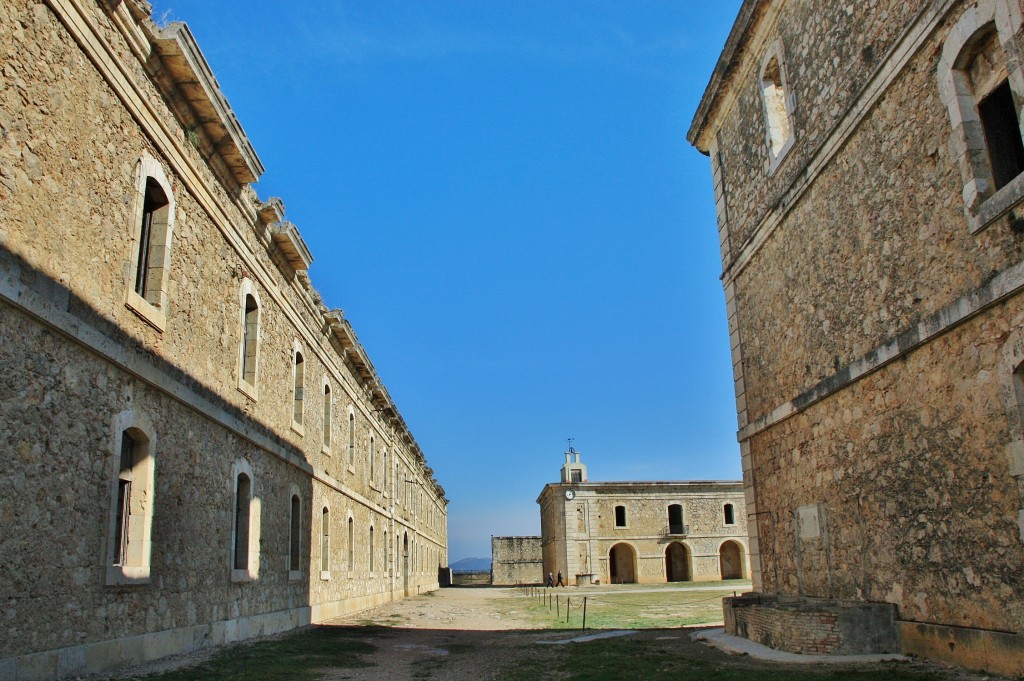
[{"xmin": 450, "ymin": 557, "xmax": 491, "ymax": 572}]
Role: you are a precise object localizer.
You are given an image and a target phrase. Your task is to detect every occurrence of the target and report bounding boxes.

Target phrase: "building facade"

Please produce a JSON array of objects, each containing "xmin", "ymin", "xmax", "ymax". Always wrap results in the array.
[
  {"xmin": 688, "ymin": 0, "xmax": 1024, "ymax": 673},
  {"xmin": 0, "ymin": 1, "xmax": 447, "ymax": 678},
  {"xmin": 537, "ymin": 451, "xmax": 748, "ymax": 585}
]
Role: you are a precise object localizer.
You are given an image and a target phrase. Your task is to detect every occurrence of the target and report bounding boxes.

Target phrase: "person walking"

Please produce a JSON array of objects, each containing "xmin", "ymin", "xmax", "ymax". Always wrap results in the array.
[
  {"xmin": 556, "ymin": 571, "xmax": 565, "ymax": 587},
  {"xmin": 547, "ymin": 572, "xmax": 554, "ymax": 587}
]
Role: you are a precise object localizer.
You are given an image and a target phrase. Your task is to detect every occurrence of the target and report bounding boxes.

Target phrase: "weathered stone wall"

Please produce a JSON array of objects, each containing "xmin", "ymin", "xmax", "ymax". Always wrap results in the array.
[
  {"xmin": 491, "ymin": 536, "xmax": 543, "ymax": 585},
  {"xmin": 0, "ymin": 0, "xmax": 446, "ymax": 677},
  {"xmin": 689, "ymin": 0, "xmax": 1024, "ymax": 671}
]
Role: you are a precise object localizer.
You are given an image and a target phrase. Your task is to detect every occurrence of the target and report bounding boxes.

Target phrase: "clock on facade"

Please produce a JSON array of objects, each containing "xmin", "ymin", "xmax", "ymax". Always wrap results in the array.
[{"xmin": 564, "ymin": 489, "xmax": 575, "ymax": 500}]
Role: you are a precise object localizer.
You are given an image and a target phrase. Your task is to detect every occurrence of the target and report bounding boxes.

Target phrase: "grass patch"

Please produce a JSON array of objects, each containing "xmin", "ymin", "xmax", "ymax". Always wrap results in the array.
[
  {"xmin": 513, "ymin": 589, "xmax": 733, "ymax": 629},
  {"xmin": 502, "ymin": 638, "xmax": 955, "ymax": 681},
  {"xmin": 140, "ymin": 626, "xmax": 377, "ymax": 681}
]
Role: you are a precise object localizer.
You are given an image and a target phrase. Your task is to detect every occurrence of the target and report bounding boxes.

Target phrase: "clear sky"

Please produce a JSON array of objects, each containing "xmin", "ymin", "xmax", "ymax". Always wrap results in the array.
[{"xmin": 150, "ymin": 0, "xmax": 745, "ymax": 562}]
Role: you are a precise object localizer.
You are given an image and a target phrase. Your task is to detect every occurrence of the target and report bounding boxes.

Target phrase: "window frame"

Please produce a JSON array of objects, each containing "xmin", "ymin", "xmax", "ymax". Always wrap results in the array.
[
  {"xmin": 614, "ymin": 504, "xmax": 628, "ymax": 528},
  {"xmin": 759, "ymin": 40, "xmax": 796, "ymax": 175},
  {"xmin": 320, "ymin": 504, "xmax": 331, "ymax": 580},
  {"xmin": 938, "ymin": 0, "xmax": 1024, "ymax": 233},
  {"xmin": 105, "ymin": 410, "xmax": 156, "ymax": 586},
  {"xmin": 237, "ymin": 279, "xmax": 261, "ymax": 400},
  {"xmin": 230, "ymin": 459, "xmax": 259, "ymax": 582},
  {"xmin": 124, "ymin": 153, "xmax": 176, "ymax": 331},
  {"xmin": 291, "ymin": 342, "xmax": 305, "ymax": 434},
  {"xmin": 289, "ymin": 488, "xmax": 302, "ymax": 580}
]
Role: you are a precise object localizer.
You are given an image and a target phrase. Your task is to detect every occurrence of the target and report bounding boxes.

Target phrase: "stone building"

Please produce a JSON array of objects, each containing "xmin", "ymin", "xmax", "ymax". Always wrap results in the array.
[
  {"xmin": 688, "ymin": 0, "xmax": 1024, "ymax": 673},
  {"xmin": 537, "ymin": 450, "xmax": 748, "ymax": 585},
  {"xmin": 491, "ymin": 536, "xmax": 543, "ymax": 585},
  {"xmin": 0, "ymin": 0, "xmax": 447, "ymax": 678}
]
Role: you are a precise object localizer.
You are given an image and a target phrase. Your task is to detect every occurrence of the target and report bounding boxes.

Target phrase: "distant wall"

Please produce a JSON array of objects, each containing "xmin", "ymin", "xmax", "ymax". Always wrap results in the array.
[{"xmin": 491, "ymin": 536, "xmax": 543, "ymax": 585}]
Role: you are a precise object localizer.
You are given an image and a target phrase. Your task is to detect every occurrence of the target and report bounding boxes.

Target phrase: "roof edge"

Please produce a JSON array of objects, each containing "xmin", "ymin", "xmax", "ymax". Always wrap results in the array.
[{"xmin": 687, "ymin": 0, "xmax": 769, "ymax": 152}]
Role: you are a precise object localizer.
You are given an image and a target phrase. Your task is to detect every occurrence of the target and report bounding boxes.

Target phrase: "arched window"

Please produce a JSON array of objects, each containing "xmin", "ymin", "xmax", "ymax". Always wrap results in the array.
[
  {"xmin": 106, "ymin": 413, "xmax": 156, "ymax": 585},
  {"xmin": 347, "ymin": 517, "xmax": 354, "ymax": 572},
  {"xmin": 938, "ymin": 0, "xmax": 1024, "ymax": 229},
  {"xmin": 667, "ymin": 504, "xmax": 685, "ymax": 535},
  {"xmin": 614, "ymin": 504, "xmax": 627, "ymax": 528},
  {"xmin": 231, "ymin": 459, "xmax": 258, "ymax": 581},
  {"xmin": 242, "ymin": 294, "xmax": 259, "ymax": 385},
  {"xmin": 233, "ymin": 473, "xmax": 251, "ymax": 570},
  {"xmin": 125, "ymin": 154, "xmax": 176, "ymax": 330},
  {"xmin": 759, "ymin": 42, "xmax": 795, "ymax": 170},
  {"xmin": 322, "ymin": 383, "xmax": 332, "ymax": 450},
  {"xmin": 321, "ymin": 507, "xmax": 330, "ymax": 574},
  {"xmin": 369, "ymin": 436, "xmax": 376, "ymax": 483},
  {"xmin": 724, "ymin": 503, "xmax": 736, "ymax": 525},
  {"xmin": 292, "ymin": 349, "xmax": 305, "ymax": 427},
  {"xmin": 348, "ymin": 411, "xmax": 355, "ymax": 466},
  {"xmin": 384, "ymin": 530, "xmax": 390, "ymax": 574},
  {"xmin": 289, "ymin": 495, "xmax": 301, "ymax": 572},
  {"xmin": 369, "ymin": 525, "xmax": 375, "ymax": 572}
]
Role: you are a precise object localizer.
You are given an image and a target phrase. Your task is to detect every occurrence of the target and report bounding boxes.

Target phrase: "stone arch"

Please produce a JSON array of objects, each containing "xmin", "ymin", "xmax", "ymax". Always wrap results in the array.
[
  {"xmin": 608, "ymin": 542, "xmax": 637, "ymax": 584},
  {"xmin": 665, "ymin": 541, "xmax": 691, "ymax": 582},
  {"xmin": 719, "ymin": 539, "xmax": 745, "ymax": 579}
]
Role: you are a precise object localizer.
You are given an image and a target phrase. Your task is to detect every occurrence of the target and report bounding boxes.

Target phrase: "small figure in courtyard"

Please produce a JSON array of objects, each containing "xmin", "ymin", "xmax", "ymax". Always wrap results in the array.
[
  {"xmin": 556, "ymin": 571, "xmax": 565, "ymax": 587},
  {"xmin": 547, "ymin": 572, "xmax": 554, "ymax": 587}
]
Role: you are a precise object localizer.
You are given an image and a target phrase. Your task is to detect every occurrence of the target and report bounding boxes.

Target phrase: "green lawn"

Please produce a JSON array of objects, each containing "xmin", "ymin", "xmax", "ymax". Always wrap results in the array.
[{"xmin": 513, "ymin": 587, "xmax": 736, "ymax": 629}]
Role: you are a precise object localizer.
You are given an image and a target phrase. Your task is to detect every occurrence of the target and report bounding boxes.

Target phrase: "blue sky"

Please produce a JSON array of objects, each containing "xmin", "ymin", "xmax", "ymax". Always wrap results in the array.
[{"xmin": 151, "ymin": 0, "xmax": 744, "ymax": 561}]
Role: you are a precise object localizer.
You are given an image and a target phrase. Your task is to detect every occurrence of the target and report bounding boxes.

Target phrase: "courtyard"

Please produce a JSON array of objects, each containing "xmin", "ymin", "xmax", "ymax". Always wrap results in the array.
[{"xmin": 102, "ymin": 585, "xmax": 1003, "ymax": 681}]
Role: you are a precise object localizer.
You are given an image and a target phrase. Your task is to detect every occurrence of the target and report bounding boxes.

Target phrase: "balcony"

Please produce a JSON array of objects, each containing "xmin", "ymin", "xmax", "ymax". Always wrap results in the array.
[{"xmin": 666, "ymin": 524, "xmax": 689, "ymax": 536}]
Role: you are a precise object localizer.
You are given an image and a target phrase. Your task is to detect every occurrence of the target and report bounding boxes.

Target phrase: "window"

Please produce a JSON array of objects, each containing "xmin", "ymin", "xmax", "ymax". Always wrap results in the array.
[
  {"xmin": 938, "ymin": 0, "xmax": 1024, "ymax": 231},
  {"xmin": 242, "ymin": 295, "xmax": 259, "ymax": 383},
  {"xmin": 289, "ymin": 495, "xmax": 301, "ymax": 574},
  {"xmin": 106, "ymin": 412, "xmax": 155, "ymax": 586},
  {"xmin": 759, "ymin": 42, "xmax": 795, "ymax": 169},
  {"xmin": 347, "ymin": 517, "xmax": 354, "ymax": 573},
  {"xmin": 322, "ymin": 383, "xmax": 332, "ymax": 451},
  {"xmin": 384, "ymin": 530, "xmax": 390, "ymax": 574},
  {"xmin": 614, "ymin": 505, "xmax": 627, "ymax": 528},
  {"xmin": 348, "ymin": 410, "xmax": 355, "ymax": 466},
  {"xmin": 321, "ymin": 507, "xmax": 330, "ymax": 575},
  {"xmin": 570, "ymin": 469, "xmax": 582, "ymax": 483},
  {"xmin": 724, "ymin": 503, "xmax": 736, "ymax": 525},
  {"xmin": 231, "ymin": 459, "xmax": 258, "ymax": 581},
  {"xmin": 369, "ymin": 525, "xmax": 375, "ymax": 572},
  {"xmin": 125, "ymin": 154, "xmax": 176, "ymax": 330},
  {"xmin": 234, "ymin": 474, "xmax": 251, "ymax": 570},
  {"xmin": 383, "ymin": 448, "xmax": 389, "ymax": 493},
  {"xmin": 292, "ymin": 348, "xmax": 304, "ymax": 428},
  {"xmin": 668, "ymin": 504, "xmax": 685, "ymax": 535},
  {"xmin": 372, "ymin": 436, "xmax": 380, "ymax": 483}
]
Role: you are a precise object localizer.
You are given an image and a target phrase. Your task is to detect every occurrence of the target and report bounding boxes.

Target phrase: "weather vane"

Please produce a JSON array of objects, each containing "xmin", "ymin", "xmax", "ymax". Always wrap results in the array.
[{"xmin": 567, "ymin": 437, "xmax": 575, "ymax": 453}]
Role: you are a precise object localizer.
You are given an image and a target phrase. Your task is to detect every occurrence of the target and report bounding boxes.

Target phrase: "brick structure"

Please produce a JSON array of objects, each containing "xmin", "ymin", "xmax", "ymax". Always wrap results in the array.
[
  {"xmin": 491, "ymin": 536, "xmax": 544, "ymax": 585},
  {"xmin": 537, "ymin": 450, "xmax": 748, "ymax": 585},
  {"xmin": 688, "ymin": 0, "xmax": 1024, "ymax": 674},
  {"xmin": 0, "ymin": 1, "xmax": 447, "ymax": 678}
]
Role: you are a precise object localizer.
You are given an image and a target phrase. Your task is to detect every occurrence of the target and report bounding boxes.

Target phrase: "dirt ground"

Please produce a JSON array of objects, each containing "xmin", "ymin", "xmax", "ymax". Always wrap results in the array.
[{"xmin": 100, "ymin": 586, "xmax": 1005, "ymax": 681}]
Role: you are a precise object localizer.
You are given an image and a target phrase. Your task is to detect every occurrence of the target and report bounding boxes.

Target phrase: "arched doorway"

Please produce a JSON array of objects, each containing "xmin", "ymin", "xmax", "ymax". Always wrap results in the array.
[
  {"xmin": 608, "ymin": 543, "xmax": 636, "ymax": 584},
  {"xmin": 403, "ymin": 533, "xmax": 410, "ymax": 596},
  {"xmin": 665, "ymin": 542, "xmax": 690, "ymax": 582},
  {"xmin": 719, "ymin": 540, "xmax": 744, "ymax": 579}
]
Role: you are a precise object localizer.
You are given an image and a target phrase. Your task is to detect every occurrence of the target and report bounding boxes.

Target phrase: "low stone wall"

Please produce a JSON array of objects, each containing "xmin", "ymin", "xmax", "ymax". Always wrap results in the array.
[
  {"xmin": 452, "ymin": 571, "xmax": 492, "ymax": 586},
  {"xmin": 723, "ymin": 593, "xmax": 898, "ymax": 655}
]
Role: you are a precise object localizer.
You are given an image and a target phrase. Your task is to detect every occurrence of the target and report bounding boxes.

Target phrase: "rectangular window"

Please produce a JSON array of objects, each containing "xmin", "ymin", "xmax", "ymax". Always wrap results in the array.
[
  {"xmin": 614, "ymin": 505, "xmax": 627, "ymax": 527},
  {"xmin": 979, "ymin": 80, "xmax": 1024, "ymax": 190}
]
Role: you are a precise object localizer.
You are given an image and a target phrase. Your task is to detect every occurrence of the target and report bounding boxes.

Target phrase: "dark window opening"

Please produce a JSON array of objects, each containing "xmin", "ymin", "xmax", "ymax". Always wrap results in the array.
[
  {"xmin": 614, "ymin": 505, "xmax": 627, "ymax": 527},
  {"xmin": 570, "ymin": 469, "xmax": 582, "ymax": 483},
  {"xmin": 724, "ymin": 503, "xmax": 736, "ymax": 525},
  {"xmin": 134, "ymin": 179, "xmax": 168, "ymax": 300},
  {"xmin": 290, "ymin": 495, "xmax": 301, "ymax": 571},
  {"xmin": 234, "ymin": 474, "xmax": 251, "ymax": 570},
  {"xmin": 979, "ymin": 80, "xmax": 1024, "ymax": 190},
  {"xmin": 668, "ymin": 504, "xmax": 684, "ymax": 535}
]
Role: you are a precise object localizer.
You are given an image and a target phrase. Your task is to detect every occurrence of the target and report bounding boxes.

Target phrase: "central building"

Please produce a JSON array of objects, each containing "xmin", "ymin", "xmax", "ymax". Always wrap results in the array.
[{"xmin": 536, "ymin": 450, "xmax": 748, "ymax": 584}]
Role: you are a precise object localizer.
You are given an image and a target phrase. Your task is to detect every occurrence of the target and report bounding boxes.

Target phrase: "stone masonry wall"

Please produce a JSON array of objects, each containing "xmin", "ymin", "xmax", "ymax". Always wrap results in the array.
[
  {"xmin": 0, "ymin": 0, "xmax": 446, "ymax": 675},
  {"xmin": 491, "ymin": 536, "xmax": 543, "ymax": 585}
]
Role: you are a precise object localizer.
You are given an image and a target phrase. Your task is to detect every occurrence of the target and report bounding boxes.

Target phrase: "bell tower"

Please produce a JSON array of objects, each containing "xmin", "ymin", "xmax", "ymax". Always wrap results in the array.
[{"xmin": 560, "ymin": 446, "xmax": 587, "ymax": 484}]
